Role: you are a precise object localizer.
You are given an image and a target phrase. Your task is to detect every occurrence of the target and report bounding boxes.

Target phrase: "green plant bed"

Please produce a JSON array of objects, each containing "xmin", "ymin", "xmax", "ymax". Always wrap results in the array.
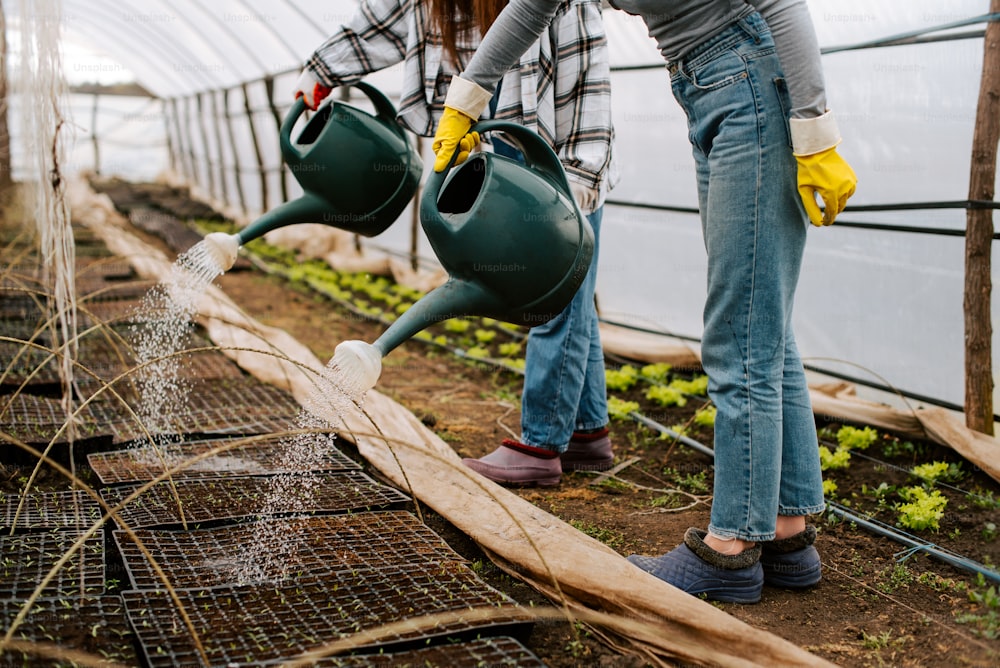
[{"xmin": 818, "ymin": 424, "xmax": 1000, "ymax": 575}]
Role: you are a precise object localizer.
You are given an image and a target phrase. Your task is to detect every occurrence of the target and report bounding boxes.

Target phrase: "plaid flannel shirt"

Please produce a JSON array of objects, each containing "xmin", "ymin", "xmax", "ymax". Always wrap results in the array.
[{"xmin": 306, "ymin": 0, "xmax": 617, "ymax": 199}]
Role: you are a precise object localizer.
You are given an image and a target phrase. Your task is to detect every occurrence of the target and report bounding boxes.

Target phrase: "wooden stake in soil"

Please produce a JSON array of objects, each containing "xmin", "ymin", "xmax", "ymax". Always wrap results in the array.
[
  {"xmin": 0, "ymin": 0, "xmax": 11, "ymax": 192},
  {"xmin": 965, "ymin": 3, "xmax": 1000, "ymax": 435}
]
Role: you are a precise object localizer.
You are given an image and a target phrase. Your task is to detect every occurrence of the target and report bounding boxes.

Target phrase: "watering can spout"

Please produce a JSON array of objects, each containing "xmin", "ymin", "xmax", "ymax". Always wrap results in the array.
[
  {"xmin": 201, "ymin": 193, "xmax": 334, "ymax": 272},
  {"xmin": 202, "ymin": 232, "xmax": 242, "ymax": 272},
  {"xmin": 372, "ymin": 279, "xmax": 501, "ymax": 357},
  {"xmin": 235, "ymin": 193, "xmax": 333, "ymax": 246}
]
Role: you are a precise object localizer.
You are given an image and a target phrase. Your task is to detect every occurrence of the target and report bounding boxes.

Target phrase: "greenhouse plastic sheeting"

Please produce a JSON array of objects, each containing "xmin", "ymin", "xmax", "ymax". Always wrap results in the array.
[{"xmin": 5, "ymin": 0, "xmax": 998, "ymax": 410}]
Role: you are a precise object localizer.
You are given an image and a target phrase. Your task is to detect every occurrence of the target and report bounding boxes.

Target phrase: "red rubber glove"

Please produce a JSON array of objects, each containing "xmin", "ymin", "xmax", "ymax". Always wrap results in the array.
[{"xmin": 294, "ymin": 69, "xmax": 332, "ymax": 111}]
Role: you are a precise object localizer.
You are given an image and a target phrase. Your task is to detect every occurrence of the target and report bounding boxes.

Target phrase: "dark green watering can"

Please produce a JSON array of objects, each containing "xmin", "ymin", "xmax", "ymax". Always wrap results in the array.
[
  {"xmin": 203, "ymin": 82, "xmax": 422, "ymax": 270},
  {"xmin": 330, "ymin": 120, "xmax": 595, "ymax": 397}
]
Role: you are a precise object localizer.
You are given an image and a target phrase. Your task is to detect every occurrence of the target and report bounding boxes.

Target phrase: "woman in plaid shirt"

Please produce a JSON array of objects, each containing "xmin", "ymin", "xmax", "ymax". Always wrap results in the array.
[{"xmin": 294, "ymin": 0, "xmax": 619, "ymax": 486}]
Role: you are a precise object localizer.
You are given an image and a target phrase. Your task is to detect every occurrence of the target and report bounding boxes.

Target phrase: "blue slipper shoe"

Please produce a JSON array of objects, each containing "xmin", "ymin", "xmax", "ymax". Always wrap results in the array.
[
  {"xmin": 761, "ymin": 525, "xmax": 822, "ymax": 588},
  {"xmin": 627, "ymin": 528, "xmax": 763, "ymax": 604}
]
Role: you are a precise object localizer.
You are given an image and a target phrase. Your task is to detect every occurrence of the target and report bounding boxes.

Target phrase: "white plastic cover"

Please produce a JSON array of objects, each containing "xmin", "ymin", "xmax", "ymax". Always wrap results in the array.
[{"xmin": 7, "ymin": 0, "xmax": 997, "ymax": 411}]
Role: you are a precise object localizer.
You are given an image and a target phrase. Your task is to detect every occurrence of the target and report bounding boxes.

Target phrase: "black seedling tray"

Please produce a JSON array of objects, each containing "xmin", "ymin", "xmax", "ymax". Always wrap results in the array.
[
  {"xmin": 0, "ymin": 595, "xmax": 137, "ymax": 667},
  {"xmin": 0, "ymin": 290, "xmax": 45, "ymax": 321},
  {"xmin": 261, "ymin": 636, "xmax": 546, "ymax": 667},
  {"xmin": 0, "ymin": 530, "xmax": 105, "ymax": 601},
  {"xmin": 73, "ymin": 259, "xmax": 137, "ymax": 292},
  {"xmin": 0, "ymin": 392, "xmax": 114, "ymax": 458},
  {"xmin": 95, "ymin": 379, "xmax": 305, "ymax": 445},
  {"xmin": 0, "ymin": 490, "xmax": 103, "ymax": 532},
  {"xmin": 122, "ymin": 562, "xmax": 534, "ymax": 667},
  {"xmin": 1, "ymin": 332, "xmax": 140, "ymax": 392},
  {"xmin": 88, "ymin": 433, "xmax": 359, "ymax": 484},
  {"xmin": 100, "ymin": 471, "xmax": 411, "ymax": 530},
  {"xmin": 112, "ymin": 511, "xmax": 463, "ymax": 589}
]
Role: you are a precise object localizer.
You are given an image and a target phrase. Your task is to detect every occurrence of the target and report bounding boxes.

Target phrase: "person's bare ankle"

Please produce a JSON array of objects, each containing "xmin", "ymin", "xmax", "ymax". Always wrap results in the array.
[
  {"xmin": 705, "ymin": 532, "xmax": 755, "ymax": 555},
  {"xmin": 774, "ymin": 515, "xmax": 807, "ymax": 541}
]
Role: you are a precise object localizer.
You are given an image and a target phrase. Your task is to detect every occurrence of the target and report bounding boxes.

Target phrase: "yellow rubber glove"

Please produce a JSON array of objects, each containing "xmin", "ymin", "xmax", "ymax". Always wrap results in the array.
[
  {"xmin": 795, "ymin": 146, "xmax": 857, "ymax": 226},
  {"xmin": 456, "ymin": 130, "xmax": 481, "ymax": 166},
  {"xmin": 432, "ymin": 106, "xmax": 476, "ymax": 172}
]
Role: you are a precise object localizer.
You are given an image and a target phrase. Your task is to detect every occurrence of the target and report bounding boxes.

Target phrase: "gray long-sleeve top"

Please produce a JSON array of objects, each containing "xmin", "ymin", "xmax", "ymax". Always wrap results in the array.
[{"xmin": 459, "ymin": 0, "xmax": 826, "ymax": 119}]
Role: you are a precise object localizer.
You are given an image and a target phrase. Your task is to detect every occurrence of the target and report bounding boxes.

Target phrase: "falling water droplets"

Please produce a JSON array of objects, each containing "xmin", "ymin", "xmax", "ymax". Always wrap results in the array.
[
  {"xmin": 130, "ymin": 239, "xmax": 379, "ymax": 585},
  {"xmin": 129, "ymin": 241, "xmax": 224, "ymax": 446},
  {"xmin": 230, "ymin": 348, "xmax": 379, "ymax": 583},
  {"xmin": 229, "ymin": 420, "xmax": 341, "ymax": 584}
]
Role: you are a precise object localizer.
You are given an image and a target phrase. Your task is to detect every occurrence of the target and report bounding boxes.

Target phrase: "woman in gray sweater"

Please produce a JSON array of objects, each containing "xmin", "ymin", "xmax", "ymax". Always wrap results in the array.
[{"xmin": 432, "ymin": 0, "xmax": 857, "ymax": 603}]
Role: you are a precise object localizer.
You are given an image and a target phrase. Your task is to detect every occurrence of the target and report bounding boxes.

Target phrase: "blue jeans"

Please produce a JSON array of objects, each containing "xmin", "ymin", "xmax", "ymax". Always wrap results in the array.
[
  {"xmin": 520, "ymin": 208, "xmax": 608, "ymax": 450},
  {"xmin": 670, "ymin": 12, "xmax": 824, "ymax": 542}
]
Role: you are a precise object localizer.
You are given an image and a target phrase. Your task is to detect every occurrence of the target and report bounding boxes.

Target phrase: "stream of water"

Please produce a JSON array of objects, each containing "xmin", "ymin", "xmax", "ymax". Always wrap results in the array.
[{"xmin": 141, "ymin": 238, "xmax": 370, "ymax": 584}]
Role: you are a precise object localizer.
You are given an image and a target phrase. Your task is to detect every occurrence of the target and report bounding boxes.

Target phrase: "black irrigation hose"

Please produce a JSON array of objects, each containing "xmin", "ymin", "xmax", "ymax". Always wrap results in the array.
[
  {"xmin": 826, "ymin": 501, "xmax": 1000, "ymax": 586},
  {"xmin": 604, "ymin": 199, "xmax": 1000, "ymax": 239},
  {"xmin": 628, "ymin": 410, "xmax": 715, "ymax": 459}
]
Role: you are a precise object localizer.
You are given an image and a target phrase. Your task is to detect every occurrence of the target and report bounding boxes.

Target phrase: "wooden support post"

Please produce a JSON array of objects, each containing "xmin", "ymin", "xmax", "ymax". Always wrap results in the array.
[
  {"xmin": 195, "ymin": 92, "xmax": 216, "ymax": 199},
  {"xmin": 208, "ymin": 89, "xmax": 229, "ymax": 206},
  {"xmin": 222, "ymin": 87, "xmax": 248, "ymax": 216},
  {"xmin": 0, "ymin": 0, "xmax": 12, "ymax": 191},
  {"xmin": 183, "ymin": 96, "xmax": 199, "ymax": 186},
  {"xmin": 162, "ymin": 99, "xmax": 176, "ymax": 176},
  {"xmin": 964, "ymin": 3, "xmax": 1000, "ymax": 435},
  {"xmin": 169, "ymin": 98, "xmax": 189, "ymax": 181},
  {"xmin": 90, "ymin": 93, "xmax": 100, "ymax": 176},
  {"xmin": 264, "ymin": 76, "xmax": 289, "ymax": 203},
  {"xmin": 242, "ymin": 82, "xmax": 269, "ymax": 213}
]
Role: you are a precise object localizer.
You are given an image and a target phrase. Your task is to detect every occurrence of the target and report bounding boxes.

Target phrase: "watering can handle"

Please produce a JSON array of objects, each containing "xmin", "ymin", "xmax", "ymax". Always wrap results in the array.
[
  {"xmin": 279, "ymin": 81, "xmax": 406, "ymax": 161},
  {"xmin": 421, "ymin": 120, "xmax": 576, "ymax": 232},
  {"xmin": 472, "ymin": 120, "xmax": 574, "ymax": 199}
]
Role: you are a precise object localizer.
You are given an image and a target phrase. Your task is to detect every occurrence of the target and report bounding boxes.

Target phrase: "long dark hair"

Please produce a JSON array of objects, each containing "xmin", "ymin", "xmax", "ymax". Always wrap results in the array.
[{"xmin": 429, "ymin": 0, "xmax": 507, "ymax": 66}]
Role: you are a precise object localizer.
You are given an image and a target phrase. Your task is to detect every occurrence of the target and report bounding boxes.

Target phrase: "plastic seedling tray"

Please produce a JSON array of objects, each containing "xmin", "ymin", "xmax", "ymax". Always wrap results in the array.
[
  {"xmin": 96, "ymin": 379, "xmax": 305, "ymax": 445},
  {"xmin": 87, "ymin": 433, "xmax": 359, "ymax": 484},
  {"xmin": 0, "ymin": 530, "xmax": 105, "ymax": 601},
  {"xmin": 100, "ymin": 471, "xmax": 411, "ymax": 530},
  {"xmin": 258, "ymin": 636, "xmax": 546, "ymax": 667},
  {"xmin": 79, "ymin": 280, "xmax": 153, "ymax": 304},
  {"xmin": 73, "ymin": 260, "xmax": 137, "ymax": 292},
  {"xmin": 0, "ymin": 290, "xmax": 44, "ymax": 321},
  {"xmin": 0, "ymin": 490, "xmax": 103, "ymax": 532},
  {"xmin": 112, "ymin": 511, "xmax": 464, "ymax": 589},
  {"xmin": 0, "ymin": 393, "xmax": 115, "ymax": 459},
  {"xmin": 0, "ymin": 334, "xmax": 62, "ymax": 389},
  {"xmin": 122, "ymin": 562, "xmax": 535, "ymax": 667},
  {"xmin": 79, "ymin": 296, "xmax": 148, "ymax": 327},
  {"xmin": 0, "ymin": 595, "xmax": 137, "ymax": 667}
]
